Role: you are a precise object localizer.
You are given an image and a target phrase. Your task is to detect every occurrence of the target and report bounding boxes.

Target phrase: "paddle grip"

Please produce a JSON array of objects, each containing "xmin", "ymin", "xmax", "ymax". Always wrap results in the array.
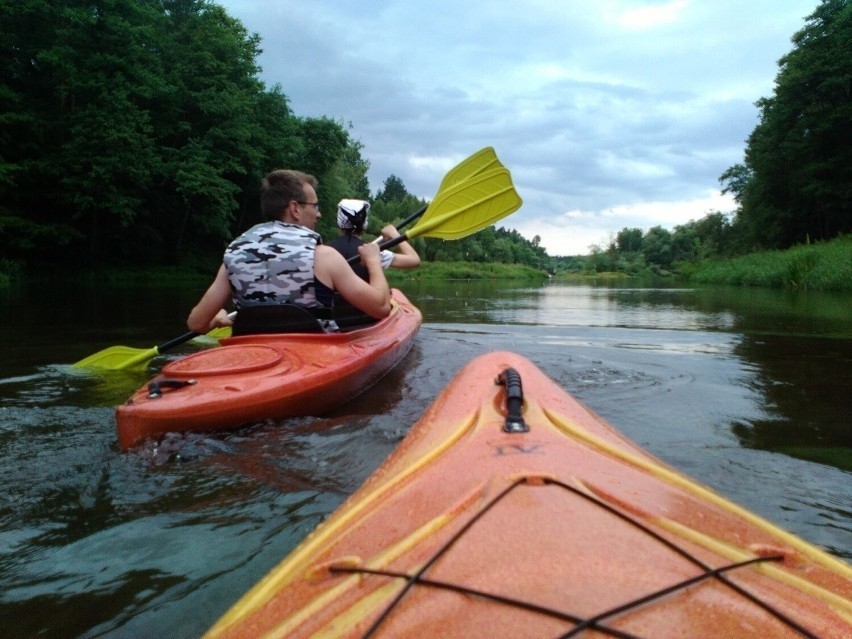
[
  {"xmin": 346, "ymin": 233, "xmax": 409, "ymax": 264},
  {"xmin": 370, "ymin": 206, "xmax": 427, "ymax": 246}
]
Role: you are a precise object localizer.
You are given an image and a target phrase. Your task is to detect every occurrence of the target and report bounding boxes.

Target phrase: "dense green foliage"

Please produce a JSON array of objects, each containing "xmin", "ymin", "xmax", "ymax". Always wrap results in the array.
[
  {"xmin": 720, "ymin": 0, "xmax": 851, "ymax": 250},
  {"xmin": 0, "ymin": 0, "xmax": 369, "ymax": 269},
  {"xmin": 2, "ymin": 1, "xmax": 848, "ymax": 291},
  {"xmin": 680, "ymin": 234, "xmax": 852, "ymax": 291},
  {"xmin": 554, "ymin": 211, "xmax": 736, "ymax": 275},
  {"xmin": 0, "ymin": 0, "xmax": 544, "ymax": 277}
]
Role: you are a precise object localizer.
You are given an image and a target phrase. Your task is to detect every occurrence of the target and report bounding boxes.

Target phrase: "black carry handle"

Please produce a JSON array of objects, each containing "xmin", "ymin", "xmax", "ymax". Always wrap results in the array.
[{"xmin": 497, "ymin": 367, "xmax": 528, "ymax": 433}]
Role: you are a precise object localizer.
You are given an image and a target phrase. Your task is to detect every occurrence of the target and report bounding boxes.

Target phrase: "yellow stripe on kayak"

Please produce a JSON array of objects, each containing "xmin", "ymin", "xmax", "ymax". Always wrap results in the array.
[
  {"xmin": 653, "ymin": 516, "xmax": 852, "ymax": 622},
  {"xmin": 309, "ymin": 580, "xmax": 402, "ymax": 639},
  {"xmin": 205, "ymin": 409, "xmax": 482, "ymax": 638},
  {"xmin": 541, "ymin": 406, "xmax": 852, "ymax": 581},
  {"xmin": 263, "ymin": 495, "xmax": 483, "ymax": 639}
]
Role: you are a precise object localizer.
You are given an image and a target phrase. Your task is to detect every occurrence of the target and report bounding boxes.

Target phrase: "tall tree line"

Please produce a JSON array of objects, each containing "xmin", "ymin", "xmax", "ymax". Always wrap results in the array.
[
  {"xmin": 577, "ymin": 212, "xmax": 734, "ymax": 275},
  {"xmin": 0, "ymin": 0, "xmax": 367, "ymax": 269},
  {"xmin": 720, "ymin": 0, "xmax": 851, "ymax": 251}
]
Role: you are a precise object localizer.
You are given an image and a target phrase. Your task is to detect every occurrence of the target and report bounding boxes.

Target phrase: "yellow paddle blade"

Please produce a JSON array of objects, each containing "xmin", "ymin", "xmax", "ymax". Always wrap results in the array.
[
  {"xmin": 72, "ymin": 345, "xmax": 160, "ymax": 371},
  {"xmin": 408, "ymin": 167, "xmax": 522, "ymax": 241},
  {"xmin": 438, "ymin": 147, "xmax": 501, "ymax": 191},
  {"xmin": 73, "ymin": 310, "xmax": 237, "ymax": 371},
  {"xmin": 205, "ymin": 326, "xmax": 232, "ymax": 340},
  {"xmin": 378, "ymin": 148, "xmax": 504, "ymax": 238}
]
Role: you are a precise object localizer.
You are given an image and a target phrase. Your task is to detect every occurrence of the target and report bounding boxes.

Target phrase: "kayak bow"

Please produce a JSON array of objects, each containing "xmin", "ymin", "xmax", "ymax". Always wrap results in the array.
[{"xmin": 206, "ymin": 351, "xmax": 851, "ymax": 639}]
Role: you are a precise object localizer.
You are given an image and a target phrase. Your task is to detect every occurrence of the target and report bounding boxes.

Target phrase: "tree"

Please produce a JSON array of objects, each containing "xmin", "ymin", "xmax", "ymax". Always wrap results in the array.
[
  {"xmin": 721, "ymin": 0, "xmax": 852, "ymax": 250},
  {"xmin": 616, "ymin": 228, "xmax": 643, "ymax": 254},
  {"xmin": 0, "ymin": 1, "xmax": 545, "ymax": 273},
  {"xmin": 376, "ymin": 174, "xmax": 409, "ymax": 202},
  {"xmin": 641, "ymin": 226, "xmax": 673, "ymax": 269},
  {"xmin": 153, "ymin": 1, "xmax": 268, "ymax": 258},
  {"xmin": 0, "ymin": 0, "xmax": 170, "ymax": 263}
]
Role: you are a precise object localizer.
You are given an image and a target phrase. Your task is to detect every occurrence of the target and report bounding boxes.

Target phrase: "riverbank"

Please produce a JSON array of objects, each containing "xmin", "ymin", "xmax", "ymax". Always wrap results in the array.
[
  {"xmin": 0, "ymin": 260, "xmax": 548, "ymax": 288},
  {"xmin": 3, "ymin": 235, "xmax": 849, "ymax": 291},
  {"xmin": 387, "ymin": 261, "xmax": 546, "ymax": 282},
  {"xmin": 679, "ymin": 234, "xmax": 852, "ymax": 292}
]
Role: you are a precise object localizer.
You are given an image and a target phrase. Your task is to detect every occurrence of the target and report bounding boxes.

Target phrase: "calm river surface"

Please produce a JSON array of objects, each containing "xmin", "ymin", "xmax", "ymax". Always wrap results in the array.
[{"xmin": 1, "ymin": 278, "xmax": 850, "ymax": 638}]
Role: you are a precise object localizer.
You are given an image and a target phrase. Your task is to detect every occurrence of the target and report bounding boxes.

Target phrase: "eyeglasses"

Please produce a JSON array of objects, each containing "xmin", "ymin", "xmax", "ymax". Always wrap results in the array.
[{"xmin": 296, "ymin": 201, "xmax": 320, "ymax": 212}]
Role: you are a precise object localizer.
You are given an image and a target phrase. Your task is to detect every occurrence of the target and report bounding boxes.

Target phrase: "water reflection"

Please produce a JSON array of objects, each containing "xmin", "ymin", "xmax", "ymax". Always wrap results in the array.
[
  {"xmin": 404, "ymin": 279, "xmax": 852, "ymax": 337},
  {"xmin": 402, "ymin": 278, "xmax": 852, "ymax": 469},
  {"xmin": 0, "ymin": 278, "xmax": 850, "ymax": 637},
  {"xmin": 732, "ymin": 333, "xmax": 851, "ymax": 468}
]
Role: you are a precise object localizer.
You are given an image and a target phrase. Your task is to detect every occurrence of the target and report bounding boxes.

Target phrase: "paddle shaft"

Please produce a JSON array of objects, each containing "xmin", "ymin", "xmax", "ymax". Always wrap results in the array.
[
  {"xmin": 159, "ymin": 311, "xmax": 237, "ymax": 351},
  {"xmin": 350, "ymin": 236, "xmax": 406, "ymax": 264},
  {"xmin": 393, "ymin": 205, "xmax": 427, "ymax": 231},
  {"xmin": 158, "ymin": 329, "xmax": 204, "ymax": 353},
  {"xmin": 368, "ymin": 205, "xmax": 427, "ymax": 248}
]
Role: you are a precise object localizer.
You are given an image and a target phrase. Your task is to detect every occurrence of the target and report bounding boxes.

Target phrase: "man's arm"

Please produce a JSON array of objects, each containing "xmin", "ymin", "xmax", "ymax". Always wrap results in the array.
[
  {"xmin": 316, "ymin": 244, "xmax": 392, "ymax": 318},
  {"xmin": 187, "ymin": 265, "xmax": 234, "ymax": 333}
]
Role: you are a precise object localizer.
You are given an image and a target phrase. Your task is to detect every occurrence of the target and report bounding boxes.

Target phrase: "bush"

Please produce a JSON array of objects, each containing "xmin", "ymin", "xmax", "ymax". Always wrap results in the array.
[
  {"xmin": 387, "ymin": 261, "xmax": 547, "ymax": 282},
  {"xmin": 684, "ymin": 235, "xmax": 852, "ymax": 291}
]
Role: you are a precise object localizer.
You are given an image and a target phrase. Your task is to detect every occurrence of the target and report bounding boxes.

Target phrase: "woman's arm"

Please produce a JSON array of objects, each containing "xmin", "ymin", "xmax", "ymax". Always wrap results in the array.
[{"xmin": 381, "ymin": 224, "xmax": 420, "ymax": 269}]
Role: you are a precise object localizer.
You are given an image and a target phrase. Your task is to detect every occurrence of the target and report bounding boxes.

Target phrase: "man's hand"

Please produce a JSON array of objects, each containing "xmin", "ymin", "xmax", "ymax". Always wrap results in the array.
[
  {"xmin": 210, "ymin": 308, "xmax": 234, "ymax": 330},
  {"xmin": 357, "ymin": 241, "xmax": 382, "ymax": 268}
]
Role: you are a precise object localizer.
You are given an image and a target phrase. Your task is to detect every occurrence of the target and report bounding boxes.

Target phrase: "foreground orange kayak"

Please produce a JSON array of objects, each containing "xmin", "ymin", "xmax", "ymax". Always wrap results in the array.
[
  {"xmin": 206, "ymin": 351, "xmax": 851, "ymax": 638},
  {"xmin": 116, "ymin": 289, "xmax": 421, "ymax": 450}
]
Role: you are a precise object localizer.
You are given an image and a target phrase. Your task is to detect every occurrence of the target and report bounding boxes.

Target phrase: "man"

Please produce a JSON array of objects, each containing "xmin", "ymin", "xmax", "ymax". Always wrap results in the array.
[{"xmin": 187, "ymin": 170, "xmax": 391, "ymax": 334}]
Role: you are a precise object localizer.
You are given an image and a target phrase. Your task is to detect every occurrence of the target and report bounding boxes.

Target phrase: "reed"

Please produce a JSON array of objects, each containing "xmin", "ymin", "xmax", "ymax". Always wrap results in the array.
[
  {"xmin": 683, "ymin": 235, "xmax": 852, "ymax": 291},
  {"xmin": 387, "ymin": 261, "xmax": 546, "ymax": 282}
]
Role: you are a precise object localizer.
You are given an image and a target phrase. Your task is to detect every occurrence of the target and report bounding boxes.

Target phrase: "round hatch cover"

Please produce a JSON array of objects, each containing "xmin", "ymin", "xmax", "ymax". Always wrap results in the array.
[{"xmin": 162, "ymin": 344, "xmax": 285, "ymax": 377}]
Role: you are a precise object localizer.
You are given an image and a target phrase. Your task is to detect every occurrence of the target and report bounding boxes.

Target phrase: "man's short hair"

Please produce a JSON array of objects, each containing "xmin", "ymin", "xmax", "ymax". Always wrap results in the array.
[{"xmin": 260, "ymin": 170, "xmax": 318, "ymax": 220}]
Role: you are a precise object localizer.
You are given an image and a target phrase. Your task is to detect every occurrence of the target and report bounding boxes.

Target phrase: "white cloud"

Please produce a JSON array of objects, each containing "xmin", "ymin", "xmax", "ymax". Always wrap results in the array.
[
  {"xmin": 508, "ymin": 190, "xmax": 736, "ymax": 256},
  {"xmin": 216, "ymin": 0, "xmax": 815, "ymax": 255},
  {"xmin": 613, "ymin": 0, "xmax": 691, "ymax": 30}
]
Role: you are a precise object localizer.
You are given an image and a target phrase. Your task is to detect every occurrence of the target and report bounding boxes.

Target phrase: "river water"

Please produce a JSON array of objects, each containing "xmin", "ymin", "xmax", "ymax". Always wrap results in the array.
[{"xmin": 0, "ymin": 278, "xmax": 850, "ymax": 638}]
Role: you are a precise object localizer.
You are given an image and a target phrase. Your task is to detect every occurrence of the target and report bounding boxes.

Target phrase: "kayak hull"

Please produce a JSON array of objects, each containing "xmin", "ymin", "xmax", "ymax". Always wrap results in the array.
[
  {"xmin": 206, "ymin": 351, "xmax": 851, "ymax": 639},
  {"xmin": 115, "ymin": 289, "xmax": 421, "ymax": 450}
]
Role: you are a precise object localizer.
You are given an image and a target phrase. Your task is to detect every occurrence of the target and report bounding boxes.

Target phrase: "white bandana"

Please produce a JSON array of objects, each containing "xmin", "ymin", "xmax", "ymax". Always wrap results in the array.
[{"xmin": 337, "ymin": 199, "xmax": 370, "ymax": 230}]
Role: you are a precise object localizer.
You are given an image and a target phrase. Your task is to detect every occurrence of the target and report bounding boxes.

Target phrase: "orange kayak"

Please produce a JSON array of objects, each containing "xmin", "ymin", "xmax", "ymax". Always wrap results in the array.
[
  {"xmin": 205, "ymin": 351, "xmax": 851, "ymax": 639},
  {"xmin": 115, "ymin": 289, "xmax": 421, "ymax": 450}
]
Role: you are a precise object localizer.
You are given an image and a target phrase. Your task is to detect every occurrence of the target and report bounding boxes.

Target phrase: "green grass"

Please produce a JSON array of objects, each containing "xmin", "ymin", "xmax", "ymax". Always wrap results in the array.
[
  {"xmin": 7, "ymin": 260, "xmax": 221, "ymax": 286},
  {"xmin": 554, "ymin": 271, "xmax": 635, "ymax": 282},
  {"xmin": 387, "ymin": 261, "xmax": 548, "ymax": 282},
  {"xmin": 681, "ymin": 235, "xmax": 852, "ymax": 291}
]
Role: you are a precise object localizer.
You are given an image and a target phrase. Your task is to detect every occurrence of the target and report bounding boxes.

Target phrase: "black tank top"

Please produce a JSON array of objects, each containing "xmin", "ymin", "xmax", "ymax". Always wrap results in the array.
[{"xmin": 327, "ymin": 235, "xmax": 369, "ymax": 281}]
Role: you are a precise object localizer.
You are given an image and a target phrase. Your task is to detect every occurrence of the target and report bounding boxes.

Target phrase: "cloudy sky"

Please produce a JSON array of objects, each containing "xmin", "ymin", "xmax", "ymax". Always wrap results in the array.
[{"xmin": 216, "ymin": 0, "xmax": 816, "ymax": 255}]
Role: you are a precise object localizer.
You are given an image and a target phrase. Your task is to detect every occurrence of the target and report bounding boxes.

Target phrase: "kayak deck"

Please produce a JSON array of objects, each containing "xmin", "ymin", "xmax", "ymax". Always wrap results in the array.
[
  {"xmin": 206, "ymin": 351, "xmax": 851, "ymax": 638},
  {"xmin": 115, "ymin": 289, "xmax": 421, "ymax": 450}
]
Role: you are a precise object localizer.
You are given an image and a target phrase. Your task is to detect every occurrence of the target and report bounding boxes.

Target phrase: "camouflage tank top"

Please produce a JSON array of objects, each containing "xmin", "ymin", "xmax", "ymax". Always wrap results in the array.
[{"xmin": 223, "ymin": 221, "xmax": 323, "ymax": 309}]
